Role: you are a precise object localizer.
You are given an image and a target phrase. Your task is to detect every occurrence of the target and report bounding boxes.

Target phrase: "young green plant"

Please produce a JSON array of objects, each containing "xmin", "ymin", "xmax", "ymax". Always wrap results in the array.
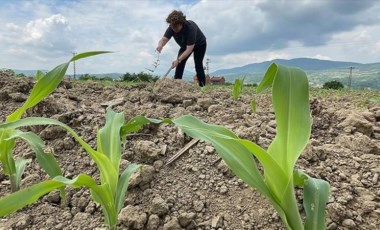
[
  {"xmin": 0, "ymin": 51, "xmax": 110, "ymax": 192},
  {"xmin": 0, "ymin": 109, "xmax": 162, "ymax": 229},
  {"xmin": 171, "ymin": 63, "xmax": 330, "ymax": 230},
  {"xmin": 232, "ymin": 76, "xmax": 245, "ymax": 100}
]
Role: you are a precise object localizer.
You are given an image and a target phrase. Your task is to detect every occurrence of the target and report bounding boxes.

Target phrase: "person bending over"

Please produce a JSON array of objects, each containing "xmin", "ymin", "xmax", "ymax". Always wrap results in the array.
[{"xmin": 156, "ymin": 10, "xmax": 207, "ymax": 86}]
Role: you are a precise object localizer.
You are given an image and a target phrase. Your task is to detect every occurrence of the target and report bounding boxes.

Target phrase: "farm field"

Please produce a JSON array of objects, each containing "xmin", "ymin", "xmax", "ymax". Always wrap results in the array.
[{"xmin": 0, "ymin": 74, "xmax": 379, "ymax": 230}]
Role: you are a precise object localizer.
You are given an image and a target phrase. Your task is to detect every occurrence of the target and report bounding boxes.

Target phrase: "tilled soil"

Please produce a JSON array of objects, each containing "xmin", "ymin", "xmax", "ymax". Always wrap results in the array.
[{"xmin": 0, "ymin": 74, "xmax": 379, "ymax": 230}]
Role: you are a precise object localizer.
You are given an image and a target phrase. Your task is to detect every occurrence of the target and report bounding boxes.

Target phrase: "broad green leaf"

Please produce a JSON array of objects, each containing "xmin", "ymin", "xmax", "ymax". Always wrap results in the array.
[
  {"xmin": 304, "ymin": 177, "xmax": 330, "ymax": 230},
  {"xmin": 256, "ymin": 63, "xmax": 311, "ymax": 228},
  {"xmin": 266, "ymin": 64, "xmax": 311, "ymax": 173},
  {"xmin": 0, "ymin": 130, "xmax": 16, "ymax": 175},
  {"xmin": 7, "ymin": 62, "xmax": 69, "ymax": 122},
  {"xmin": 0, "ymin": 117, "xmax": 119, "ymax": 197},
  {"xmin": 121, "ymin": 115, "xmax": 169, "ymax": 137},
  {"xmin": 237, "ymin": 139, "xmax": 288, "ymax": 201},
  {"xmin": 172, "ymin": 115, "xmax": 293, "ymax": 228},
  {"xmin": 293, "ymin": 169, "xmax": 309, "ymax": 186},
  {"xmin": 293, "ymin": 167, "xmax": 330, "ymax": 229},
  {"xmin": 35, "ymin": 70, "xmax": 45, "ymax": 81},
  {"xmin": 7, "ymin": 51, "xmax": 111, "ymax": 122},
  {"xmin": 168, "ymin": 63, "xmax": 329, "ymax": 230},
  {"xmin": 70, "ymin": 51, "xmax": 112, "ymax": 62},
  {"xmin": 97, "ymin": 109, "xmax": 124, "ymax": 170},
  {"xmin": 256, "ymin": 63, "xmax": 277, "ymax": 93},
  {"xmin": 14, "ymin": 158, "xmax": 31, "ymax": 189},
  {"xmin": 0, "ymin": 174, "xmax": 110, "ymax": 217},
  {"xmin": 172, "ymin": 115, "xmax": 272, "ymax": 197},
  {"xmin": 7, "ymin": 130, "xmax": 62, "ymax": 178},
  {"xmin": 115, "ymin": 163, "xmax": 140, "ymax": 214},
  {"xmin": 0, "ymin": 179, "xmax": 64, "ymax": 216}
]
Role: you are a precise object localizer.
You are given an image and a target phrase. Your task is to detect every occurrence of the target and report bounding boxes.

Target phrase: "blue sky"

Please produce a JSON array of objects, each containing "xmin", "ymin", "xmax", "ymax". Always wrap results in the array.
[{"xmin": 0, "ymin": 0, "xmax": 379, "ymax": 74}]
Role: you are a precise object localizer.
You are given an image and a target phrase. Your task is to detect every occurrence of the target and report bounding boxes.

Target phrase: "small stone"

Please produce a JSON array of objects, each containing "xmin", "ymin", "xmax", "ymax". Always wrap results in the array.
[
  {"xmin": 44, "ymin": 190, "xmax": 61, "ymax": 204},
  {"xmin": 150, "ymin": 196, "xmax": 169, "ymax": 216},
  {"xmin": 197, "ymin": 98, "xmax": 213, "ymax": 110},
  {"xmin": 342, "ymin": 219, "xmax": 356, "ymax": 228},
  {"xmin": 220, "ymin": 185, "xmax": 228, "ymax": 194},
  {"xmin": 193, "ymin": 200, "xmax": 204, "ymax": 212},
  {"xmin": 205, "ymin": 146, "xmax": 214, "ymax": 154},
  {"xmin": 327, "ymin": 222, "xmax": 338, "ymax": 230},
  {"xmin": 119, "ymin": 205, "xmax": 147, "ymax": 229},
  {"xmin": 163, "ymin": 217, "xmax": 181, "ymax": 230},
  {"xmin": 77, "ymin": 196, "xmax": 89, "ymax": 211},
  {"xmin": 372, "ymin": 173, "xmax": 379, "ymax": 184},
  {"xmin": 13, "ymin": 214, "xmax": 31, "ymax": 229},
  {"xmin": 129, "ymin": 165, "xmax": 155, "ymax": 189},
  {"xmin": 183, "ymin": 99, "xmax": 193, "ymax": 107},
  {"xmin": 85, "ymin": 202, "xmax": 96, "ymax": 214},
  {"xmin": 208, "ymin": 104, "xmax": 223, "ymax": 113},
  {"xmin": 147, "ymin": 214, "xmax": 160, "ymax": 230},
  {"xmin": 243, "ymin": 213, "xmax": 250, "ymax": 222},
  {"xmin": 134, "ymin": 141, "xmax": 161, "ymax": 163},
  {"xmin": 9, "ymin": 92, "xmax": 27, "ymax": 102},
  {"xmin": 178, "ymin": 212, "xmax": 196, "ymax": 227},
  {"xmin": 153, "ymin": 160, "xmax": 164, "ymax": 171}
]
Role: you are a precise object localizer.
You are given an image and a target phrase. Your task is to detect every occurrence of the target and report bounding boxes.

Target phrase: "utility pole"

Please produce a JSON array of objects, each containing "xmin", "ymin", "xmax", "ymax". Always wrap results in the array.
[
  {"xmin": 205, "ymin": 58, "xmax": 210, "ymax": 76},
  {"xmin": 71, "ymin": 51, "xmax": 77, "ymax": 79},
  {"xmin": 348, "ymin": 66, "xmax": 355, "ymax": 88}
]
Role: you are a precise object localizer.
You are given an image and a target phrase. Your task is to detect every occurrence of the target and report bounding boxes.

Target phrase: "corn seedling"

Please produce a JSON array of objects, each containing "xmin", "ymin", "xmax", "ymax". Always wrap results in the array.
[
  {"xmin": 0, "ymin": 109, "xmax": 163, "ymax": 229},
  {"xmin": 232, "ymin": 76, "xmax": 245, "ymax": 100},
  {"xmin": 250, "ymin": 98, "xmax": 257, "ymax": 113},
  {"xmin": 0, "ymin": 51, "xmax": 110, "ymax": 192},
  {"xmin": 170, "ymin": 63, "xmax": 330, "ymax": 230}
]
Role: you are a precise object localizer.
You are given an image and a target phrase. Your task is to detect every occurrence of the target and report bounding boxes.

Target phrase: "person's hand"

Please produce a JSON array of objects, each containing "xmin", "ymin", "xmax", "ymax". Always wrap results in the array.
[
  {"xmin": 171, "ymin": 59, "xmax": 180, "ymax": 68},
  {"xmin": 156, "ymin": 45, "xmax": 163, "ymax": 53}
]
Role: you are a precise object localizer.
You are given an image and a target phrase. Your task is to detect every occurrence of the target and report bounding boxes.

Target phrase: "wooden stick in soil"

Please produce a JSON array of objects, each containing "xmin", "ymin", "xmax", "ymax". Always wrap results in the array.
[
  {"xmin": 162, "ymin": 66, "xmax": 173, "ymax": 79},
  {"xmin": 165, "ymin": 139, "xmax": 199, "ymax": 166}
]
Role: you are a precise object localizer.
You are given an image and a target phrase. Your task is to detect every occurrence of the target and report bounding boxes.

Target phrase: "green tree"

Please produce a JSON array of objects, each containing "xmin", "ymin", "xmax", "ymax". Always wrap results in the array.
[
  {"xmin": 79, "ymin": 74, "xmax": 97, "ymax": 81},
  {"xmin": 0, "ymin": 69, "xmax": 16, "ymax": 76},
  {"xmin": 121, "ymin": 72, "xmax": 159, "ymax": 82},
  {"xmin": 323, "ymin": 80, "xmax": 344, "ymax": 90}
]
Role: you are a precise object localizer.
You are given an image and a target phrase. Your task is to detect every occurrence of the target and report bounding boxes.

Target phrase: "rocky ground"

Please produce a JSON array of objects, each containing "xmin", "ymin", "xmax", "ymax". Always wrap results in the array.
[{"xmin": 0, "ymin": 73, "xmax": 379, "ymax": 230}]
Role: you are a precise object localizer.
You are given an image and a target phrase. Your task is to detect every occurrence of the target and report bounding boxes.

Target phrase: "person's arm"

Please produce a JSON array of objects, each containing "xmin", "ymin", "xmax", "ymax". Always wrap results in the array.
[
  {"xmin": 156, "ymin": 37, "xmax": 170, "ymax": 53},
  {"xmin": 171, "ymin": 44, "xmax": 194, "ymax": 68},
  {"xmin": 177, "ymin": 44, "xmax": 194, "ymax": 63}
]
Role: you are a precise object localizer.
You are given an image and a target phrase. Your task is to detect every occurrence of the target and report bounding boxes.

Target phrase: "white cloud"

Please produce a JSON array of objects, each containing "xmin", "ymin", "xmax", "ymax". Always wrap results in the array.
[
  {"xmin": 311, "ymin": 55, "xmax": 331, "ymax": 61},
  {"xmin": 0, "ymin": 0, "xmax": 379, "ymax": 74}
]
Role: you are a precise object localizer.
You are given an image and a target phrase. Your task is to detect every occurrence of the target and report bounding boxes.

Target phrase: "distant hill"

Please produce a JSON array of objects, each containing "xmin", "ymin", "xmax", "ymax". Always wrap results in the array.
[
  {"xmin": 210, "ymin": 58, "xmax": 380, "ymax": 89},
  {"xmin": 211, "ymin": 58, "xmax": 370, "ymax": 76},
  {"xmin": 6, "ymin": 58, "xmax": 380, "ymax": 89}
]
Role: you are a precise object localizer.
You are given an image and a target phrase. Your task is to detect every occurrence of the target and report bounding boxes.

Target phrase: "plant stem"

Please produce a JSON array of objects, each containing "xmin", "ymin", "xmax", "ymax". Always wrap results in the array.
[
  {"xmin": 10, "ymin": 173, "xmax": 19, "ymax": 192},
  {"xmin": 282, "ymin": 182, "xmax": 304, "ymax": 230}
]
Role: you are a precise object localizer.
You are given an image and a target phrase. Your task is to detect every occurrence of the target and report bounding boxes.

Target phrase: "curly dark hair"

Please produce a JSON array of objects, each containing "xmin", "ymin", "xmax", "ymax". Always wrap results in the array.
[{"xmin": 166, "ymin": 10, "xmax": 186, "ymax": 26}]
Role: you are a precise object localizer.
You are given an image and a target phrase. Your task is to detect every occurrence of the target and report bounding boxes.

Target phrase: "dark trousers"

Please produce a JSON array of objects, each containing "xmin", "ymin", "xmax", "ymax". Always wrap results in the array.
[{"xmin": 174, "ymin": 43, "xmax": 207, "ymax": 87}]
